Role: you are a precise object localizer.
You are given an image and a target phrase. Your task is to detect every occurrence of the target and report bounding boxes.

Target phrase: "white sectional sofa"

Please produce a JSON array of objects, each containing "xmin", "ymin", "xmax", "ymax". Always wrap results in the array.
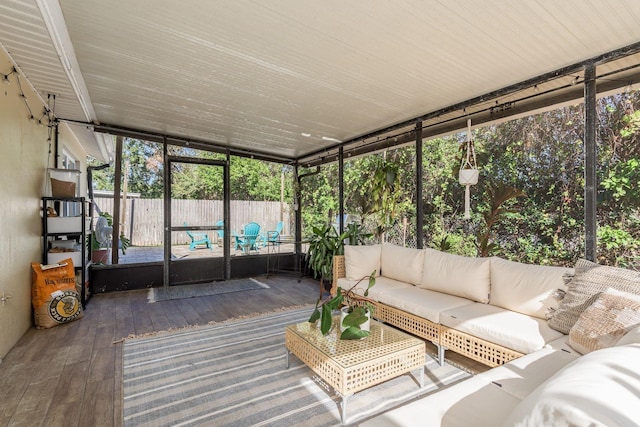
[
  {"xmin": 363, "ymin": 335, "xmax": 640, "ymax": 426},
  {"xmin": 333, "ymin": 244, "xmax": 573, "ymax": 366},
  {"xmin": 332, "ymin": 243, "xmax": 640, "ymax": 426}
]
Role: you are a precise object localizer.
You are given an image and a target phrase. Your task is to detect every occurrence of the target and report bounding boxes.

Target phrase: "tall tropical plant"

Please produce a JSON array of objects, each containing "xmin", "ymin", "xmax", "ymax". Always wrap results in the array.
[
  {"xmin": 306, "ymin": 224, "xmax": 342, "ymax": 287},
  {"xmin": 476, "ymin": 183, "xmax": 525, "ymax": 257},
  {"xmin": 305, "ymin": 222, "xmax": 371, "ymax": 289},
  {"xmin": 369, "ymin": 159, "xmax": 405, "ymax": 241}
]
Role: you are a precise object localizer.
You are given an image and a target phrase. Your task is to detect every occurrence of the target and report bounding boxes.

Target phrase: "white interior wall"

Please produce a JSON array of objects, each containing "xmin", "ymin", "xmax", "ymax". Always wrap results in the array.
[
  {"xmin": 0, "ymin": 49, "xmax": 88, "ymax": 361},
  {"xmin": 58, "ymin": 122, "xmax": 88, "ymax": 195}
]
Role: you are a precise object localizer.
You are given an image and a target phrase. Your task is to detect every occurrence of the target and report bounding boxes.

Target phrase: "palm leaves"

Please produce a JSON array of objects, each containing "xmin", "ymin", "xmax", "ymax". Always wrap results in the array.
[{"xmin": 476, "ymin": 183, "xmax": 526, "ymax": 257}]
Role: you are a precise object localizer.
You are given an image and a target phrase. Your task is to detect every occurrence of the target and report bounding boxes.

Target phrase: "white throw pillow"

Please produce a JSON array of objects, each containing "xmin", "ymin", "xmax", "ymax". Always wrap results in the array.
[
  {"xmin": 344, "ymin": 244, "xmax": 381, "ymax": 281},
  {"xmin": 568, "ymin": 288, "xmax": 640, "ymax": 354},
  {"xmin": 490, "ymin": 257, "xmax": 574, "ymax": 319},
  {"xmin": 380, "ymin": 243, "xmax": 424, "ymax": 285},
  {"xmin": 504, "ymin": 344, "xmax": 640, "ymax": 427},
  {"xmin": 419, "ymin": 248, "xmax": 491, "ymax": 303}
]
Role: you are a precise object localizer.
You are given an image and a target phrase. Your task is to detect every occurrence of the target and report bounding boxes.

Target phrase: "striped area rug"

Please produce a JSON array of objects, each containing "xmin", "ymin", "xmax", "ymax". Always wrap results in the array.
[{"xmin": 122, "ymin": 307, "xmax": 470, "ymax": 426}]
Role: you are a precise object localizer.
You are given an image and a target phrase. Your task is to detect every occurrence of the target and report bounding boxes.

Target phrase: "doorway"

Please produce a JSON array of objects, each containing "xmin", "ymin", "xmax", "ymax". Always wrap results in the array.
[{"xmin": 163, "ymin": 155, "xmax": 229, "ymax": 288}]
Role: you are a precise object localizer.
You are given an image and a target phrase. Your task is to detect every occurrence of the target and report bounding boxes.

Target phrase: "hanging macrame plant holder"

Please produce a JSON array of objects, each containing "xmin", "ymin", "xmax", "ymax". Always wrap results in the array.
[{"xmin": 459, "ymin": 119, "xmax": 479, "ymax": 219}]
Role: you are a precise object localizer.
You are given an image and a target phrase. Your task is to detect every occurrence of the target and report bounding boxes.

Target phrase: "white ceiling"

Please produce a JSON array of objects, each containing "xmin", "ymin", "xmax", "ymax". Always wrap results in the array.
[{"xmin": 2, "ymin": 0, "xmax": 640, "ymax": 163}]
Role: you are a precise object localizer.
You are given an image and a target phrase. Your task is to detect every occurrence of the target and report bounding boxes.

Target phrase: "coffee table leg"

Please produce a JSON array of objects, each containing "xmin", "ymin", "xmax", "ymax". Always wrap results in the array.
[
  {"xmin": 418, "ymin": 366, "xmax": 424, "ymax": 388},
  {"xmin": 285, "ymin": 349, "xmax": 290, "ymax": 369},
  {"xmin": 340, "ymin": 395, "xmax": 347, "ymax": 425}
]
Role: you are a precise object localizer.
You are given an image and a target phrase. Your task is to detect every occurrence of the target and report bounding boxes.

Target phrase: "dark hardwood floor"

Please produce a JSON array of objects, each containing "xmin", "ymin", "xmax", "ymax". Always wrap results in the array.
[
  {"xmin": 0, "ymin": 275, "xmax": 488, "ymax": 427},
  {"xmin": 0, "ymin": 275, "xmax": 322, "ymax": 427}
]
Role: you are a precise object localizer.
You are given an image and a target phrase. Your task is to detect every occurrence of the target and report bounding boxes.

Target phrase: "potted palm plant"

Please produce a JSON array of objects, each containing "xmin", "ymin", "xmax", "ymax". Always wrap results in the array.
[
  {"xmin": 305, "ymin": 223, "xmax": 341, "ymax": 288},
  {"xmin": 305, "ymin": 222, "xmax": 370, "ymax": 291}
]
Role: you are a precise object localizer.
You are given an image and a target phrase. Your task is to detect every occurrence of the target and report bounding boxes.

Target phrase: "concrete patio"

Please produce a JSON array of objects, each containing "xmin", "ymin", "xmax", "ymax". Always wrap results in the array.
[{"xmin": 116, "ymin": 242, "xmax": 299, "ymax": 264}]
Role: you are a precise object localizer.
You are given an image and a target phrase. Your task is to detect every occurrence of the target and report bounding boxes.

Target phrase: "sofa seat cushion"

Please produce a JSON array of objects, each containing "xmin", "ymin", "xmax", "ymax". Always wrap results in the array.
[
  {"xmin": 336, "ymin": 275, "xmax": 412, "ymax": 299},
  {"xmin": 480, "ymin": 347, "xmax": 578, "ymax": 400},
  {"xmin": 420, "ymin": 248, "xmax": 491, "ymax": 303},
  {"xmin": 376, "ymin": 286, "xmax": 474, "ymax": 324},
  {"xmin": 440, "ymin": 303, "xmax": 564, "ymax": 354},
  {"xmin": 380, "ymin": 243, "xmax": 424, "ymax": 285},
  {"xmin": 548, "ymin": 258, "xmax": 640, "ymax": 334},
  {"xmin": 343, "ymin": 244, "xmax": 381, "ymax": 280},
  {"xmin": 361, "ymin": 375, "xmax": 521, "ymax": 427},
  {"xmin": 367, "ymin": 276, "xmax": 416, "ymax": 300},
  {"xmin": 543, "ymin": 335, "xmax": 579, "ymax": 355},
  {"xmin": 504, "ymin": 344, "xmax": 640, "ymax": 427},
  {"xmin": 490, "ymin": 257, "xmax": 574, "ymax": 319}
]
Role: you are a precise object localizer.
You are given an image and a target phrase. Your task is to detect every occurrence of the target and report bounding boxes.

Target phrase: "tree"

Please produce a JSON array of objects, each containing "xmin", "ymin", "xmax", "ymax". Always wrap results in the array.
[
  {"xmin": 87, "ymin": 91, "xmax": 640, "ymax": 269},
  {"xmin": 89, "ymin": 138, "xmax": 164, "ymax": 198}
]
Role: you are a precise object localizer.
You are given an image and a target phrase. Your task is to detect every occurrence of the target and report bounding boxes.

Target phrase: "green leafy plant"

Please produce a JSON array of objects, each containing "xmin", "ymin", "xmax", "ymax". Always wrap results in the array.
[
  {"xmin": 119, "ymin": 233, "xmax": 131, "ymax": 255},
  {"xmin": 370, "ymin": 160, "xmax": 403, "ymax": 240},
  {"xmin": 343, "ymin": 222, "xmax": 372, "ymax": 245},
  {"xmin": 305, "ymin": 222, "xmax": 370, "ymax": 289},
  {"xmin": 306, "ymin": 224, "xmax": 343, "ymax": 286},
  {"xmin": 476, "ymin": 183, "xmax": 525, "ymax": 257},
  {"xmin": 432, "ymin": 234, "xmax": 453, "ymax": 252},
  {"xmin": 309, "ymin": 270, "xmax": 376, "ymax": 340},
  {"xmin": 87, "ymin": 230, "xmax": 102, "ymax": 252}
]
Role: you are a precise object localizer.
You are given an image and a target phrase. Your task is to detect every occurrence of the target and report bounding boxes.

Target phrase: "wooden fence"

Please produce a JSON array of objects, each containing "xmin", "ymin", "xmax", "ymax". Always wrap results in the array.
[{"xmin": 94, "ymin": 198, "xmax": 291, "ymax": 246}]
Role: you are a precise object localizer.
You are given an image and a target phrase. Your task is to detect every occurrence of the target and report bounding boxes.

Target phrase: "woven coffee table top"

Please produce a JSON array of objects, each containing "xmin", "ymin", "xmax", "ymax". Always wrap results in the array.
[{"xmin": 286, "ymin": 317, "xmax": 424, "ymax": 368}]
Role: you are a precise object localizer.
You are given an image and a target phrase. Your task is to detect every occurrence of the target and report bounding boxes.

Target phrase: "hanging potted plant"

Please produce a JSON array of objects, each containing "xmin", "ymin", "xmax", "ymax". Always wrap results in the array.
[{"xmin": 459, "ymin": 119, "xmax": 480, "ymax": 219}]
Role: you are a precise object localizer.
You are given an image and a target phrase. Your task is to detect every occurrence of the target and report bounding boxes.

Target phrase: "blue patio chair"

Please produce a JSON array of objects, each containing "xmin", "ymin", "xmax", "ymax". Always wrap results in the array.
[
  {"xmin": 264, "ymin": 221, "xmax": 284, "ymax": 246},
  {"xmin": 234, "ymin": 222, "xmax": 261, "ymax": 254},
  {"xmin": 231, "ymin": 230, "xmax": 242, "ymax": 250},
  {"xmin": 184, "ymin": 222, "xmax": 212, "ymax": 250},
  {"xmin": 214, "ymin": 219, "xmax": 224, "ymax": 246}
]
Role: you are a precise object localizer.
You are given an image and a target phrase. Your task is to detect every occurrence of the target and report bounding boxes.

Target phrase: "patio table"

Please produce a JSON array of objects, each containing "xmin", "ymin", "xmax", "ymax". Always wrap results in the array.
[{"xmin": 285, "ymin": 317, "xmax": 425, "ymax": 424}]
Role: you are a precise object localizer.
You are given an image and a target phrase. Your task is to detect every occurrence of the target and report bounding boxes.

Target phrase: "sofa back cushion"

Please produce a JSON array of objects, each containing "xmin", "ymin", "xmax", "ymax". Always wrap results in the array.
[
  {"xmin": 380, "ymin": 243, "xmax": 424, "ymax": 285},
  {"xmin": 344, "ymin": 244, "xmax": 381, "ymax": 280},
  {"xmin": 490, "ymin": 257, "xmax": 574, "ymax": 319},
  {"xmin": 419, "ymin": 248, "xmax": 491, "ymax": 303}
]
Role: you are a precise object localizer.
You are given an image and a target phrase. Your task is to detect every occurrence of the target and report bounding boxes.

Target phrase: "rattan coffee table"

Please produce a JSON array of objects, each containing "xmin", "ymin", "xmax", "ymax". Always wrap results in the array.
[{"xmin": 285, "ymin": 317, "xmax": 426, "ymax": 424}]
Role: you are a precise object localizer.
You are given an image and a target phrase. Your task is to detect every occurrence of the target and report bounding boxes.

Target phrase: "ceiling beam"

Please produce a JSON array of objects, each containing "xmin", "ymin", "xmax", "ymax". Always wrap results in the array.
[
  {"xmin": 91, "ymin": 122, "xmax": 294, "ymax": 164},
  {"xmin": 36, "ymin": 0, "xmax": 95, "ymax": 122},
  {"xmin": 36, "ymin": 0, "xmax": 114, "ymax": 162}
]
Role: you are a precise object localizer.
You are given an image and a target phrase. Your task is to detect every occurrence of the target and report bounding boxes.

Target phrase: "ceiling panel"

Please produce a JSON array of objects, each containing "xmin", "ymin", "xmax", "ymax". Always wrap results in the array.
[{"xmin": 1, "ymin": 0, "xmax": 640, "ymax": 162}]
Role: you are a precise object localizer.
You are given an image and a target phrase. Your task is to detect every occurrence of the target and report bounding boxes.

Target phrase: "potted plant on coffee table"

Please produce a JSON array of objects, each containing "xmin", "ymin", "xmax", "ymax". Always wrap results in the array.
[{"xmin": 309, "ymin": 270, "xmax": 376, "ymax": 340}]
